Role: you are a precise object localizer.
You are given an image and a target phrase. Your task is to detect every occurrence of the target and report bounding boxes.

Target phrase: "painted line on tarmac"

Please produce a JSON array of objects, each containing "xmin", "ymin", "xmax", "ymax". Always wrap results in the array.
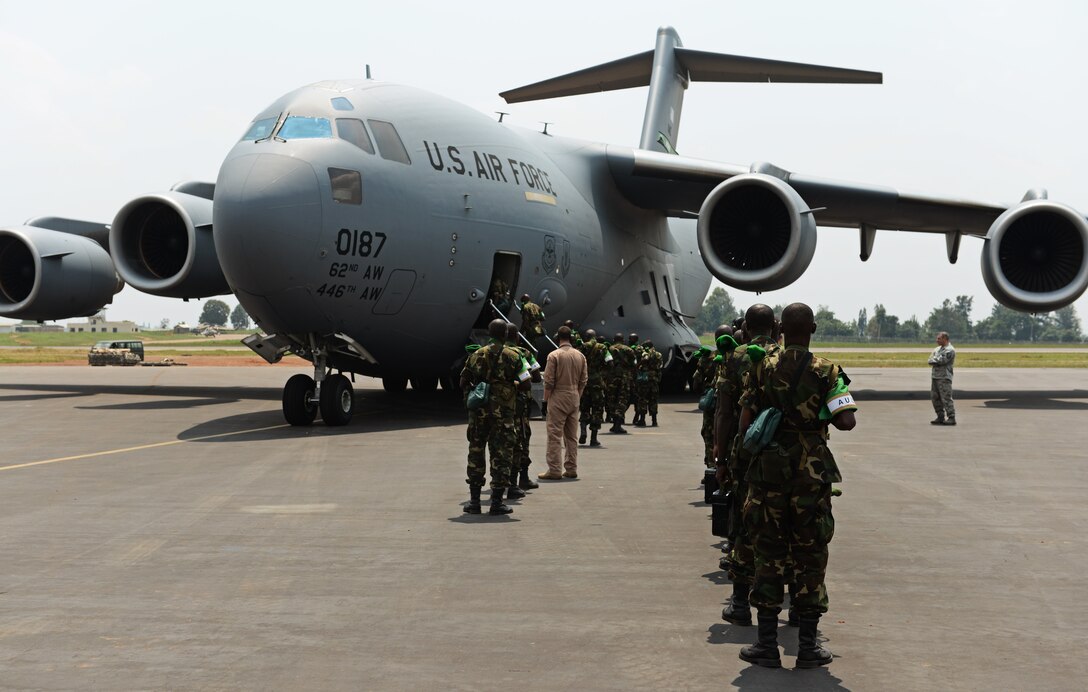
[{"xmin": 0, "ymin": 424, "xmax": 289, "ymax": 473}]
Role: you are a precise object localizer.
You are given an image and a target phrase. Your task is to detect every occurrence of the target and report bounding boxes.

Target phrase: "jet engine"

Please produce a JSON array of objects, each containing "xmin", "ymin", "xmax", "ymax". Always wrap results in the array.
[
  {"xmin": 981, "ymin": 200, "xmax": 1088, "ymax": 313},
  {"xmin": 0, "ymin": 226, "xmax": 120, "ymax": 321},
  {"xmin": 109, "ymin": 190, "xmax": 229, "ymax": 299},
  {"xmin": 695, "ymin": 173, "xmax": 817, "ymax": 291}
]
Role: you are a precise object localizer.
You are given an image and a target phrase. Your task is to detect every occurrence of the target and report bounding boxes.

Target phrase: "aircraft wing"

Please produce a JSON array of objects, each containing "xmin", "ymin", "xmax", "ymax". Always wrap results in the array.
[
  {"xmin": 604, "ymin": 146, "xmax": 1088, "ymax": 312},
  {"xmin": 605, "ymin": 146, "xmax": 1006, "ymax": 236}
]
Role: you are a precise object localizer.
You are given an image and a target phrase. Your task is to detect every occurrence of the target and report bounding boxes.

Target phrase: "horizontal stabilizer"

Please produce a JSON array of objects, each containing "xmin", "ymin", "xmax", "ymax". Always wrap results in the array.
[
  {"xmin": 500, "ymin": 48, "xmax": 880, "ymax": 104},
  {"xmin": 500, "ymin": 51, "xmax": 654, "ymax": 103},
  {"xmin": 674, "ymin": 48, "xmax": 881, "ymax": 84}
]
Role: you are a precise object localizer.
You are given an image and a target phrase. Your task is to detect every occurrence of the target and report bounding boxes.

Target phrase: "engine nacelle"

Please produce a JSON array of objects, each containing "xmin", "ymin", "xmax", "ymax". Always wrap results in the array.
[
  {"xmin": 981, "ymin": 200, "xmax": 1088, "ymax": 313},
  {"xmin": 696, "ymin": 173, "xmax": 817, "ymax": 291},
  {"xmin": 0, "ymin": 226, "xmax": 120, "ymax": 321},
  {"xmin": 109, "ymin": 191, "xmax": 229, "ymax": 299}
]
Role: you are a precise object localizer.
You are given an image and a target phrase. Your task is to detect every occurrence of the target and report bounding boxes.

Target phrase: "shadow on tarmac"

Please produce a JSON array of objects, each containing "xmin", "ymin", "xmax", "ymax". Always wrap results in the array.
[{"xmin": 983, "ymin": 397, "xmax": 1088, "ymax": 410}]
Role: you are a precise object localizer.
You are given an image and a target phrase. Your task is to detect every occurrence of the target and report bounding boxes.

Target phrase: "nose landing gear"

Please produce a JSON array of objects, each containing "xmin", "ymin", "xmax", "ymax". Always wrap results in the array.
[{"xmin": 281, "ymin": 344, "xmax": 355, "ymax": 426}]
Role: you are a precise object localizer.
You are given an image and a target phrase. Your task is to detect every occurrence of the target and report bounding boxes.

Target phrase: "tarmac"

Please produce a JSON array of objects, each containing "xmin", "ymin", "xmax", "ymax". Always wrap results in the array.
[{"xmin": 0, "ymin": 365, "xmax": 1085, "ymax": 691}]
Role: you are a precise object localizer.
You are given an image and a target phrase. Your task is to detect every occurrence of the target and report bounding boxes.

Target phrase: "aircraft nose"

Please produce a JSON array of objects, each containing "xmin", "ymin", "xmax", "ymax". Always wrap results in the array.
[{"xmin": 213, "ymin": 153, "xmax": 322, "ymax": 296}]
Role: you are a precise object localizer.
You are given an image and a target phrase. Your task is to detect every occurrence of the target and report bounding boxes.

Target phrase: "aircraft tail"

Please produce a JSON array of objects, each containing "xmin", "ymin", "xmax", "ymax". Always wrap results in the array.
[{"xmin": 499, "ymin": 26, "xmax": 882, "ymax": 154}]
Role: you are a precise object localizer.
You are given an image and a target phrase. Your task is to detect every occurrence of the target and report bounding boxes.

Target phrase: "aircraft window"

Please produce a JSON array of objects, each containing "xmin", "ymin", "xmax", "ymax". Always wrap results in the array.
[
  {"xmin": 331, "ymin": 97, "xmax": 354, "ymax": 111},
  {"xmin": 278, "ymin": 116, "xmax": 333, "ymax": 140},
  {"xmin": 241, "ymin": 116, "xmax": 278, "ymax": 141},
  {"xmin": 367, "ymin": 119, "xmax": 411, "ymax": 164},
  {"xmin": 336, "ymin": 119, "xmax": 374, "ymax": 154},
  {"xmin": 329, "ymin": 168, "xmax": 362, "ymax": 205}
]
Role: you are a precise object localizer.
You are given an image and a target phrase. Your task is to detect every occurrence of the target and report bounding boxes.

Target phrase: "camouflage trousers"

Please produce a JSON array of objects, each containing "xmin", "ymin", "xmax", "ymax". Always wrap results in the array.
[
  {"xmin": 726, "ymin": 480, "xmax": 755, "ymax": 584},
  {"xmin": 466, "ymin": 410, "xmax": 517, "ymax": 490},
  {"xmin": 633, "ymin": 379, "xmax": 659, "ymax": 417},
  {"xmin": 514, "ymin": 396, "xmax": 532, "ymax": 473},
  {"xmin": 607, "ymin": 375, "xmax": 632, "ymax": 420},
  {"xmin": 700, "ymin": 409, "xmax": 715, "ymax": 468},
  {"xmin": 744, "ymin": 481, "xmax": 834, "ymax": 616},
  {"xmin": 931, "ymin": 378, "xmax": 955, "ymax": 419},
  {"xmin": 579, "ymin": 380, "xmax": 607, "ymax": 429}
]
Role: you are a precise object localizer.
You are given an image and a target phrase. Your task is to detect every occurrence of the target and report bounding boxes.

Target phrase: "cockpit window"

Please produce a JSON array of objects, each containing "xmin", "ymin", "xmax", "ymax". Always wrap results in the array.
[
  {"xmin": 368, "ymin": 120, "xmax": 411, "ymax": 165},
  {"xmin": 277, "ymin": 116, "xmax": 333, "ymax": 140},
  {"xmin": 331, "ymin": 97, "xmax": 354, "ymax": 111},
  {"xmin": 241, "ymin": 116, "xmax": 278, "ymax": 141},
  {"xmin": 336, "ymin": 119, "xmax": 374, "ymax": 154}
]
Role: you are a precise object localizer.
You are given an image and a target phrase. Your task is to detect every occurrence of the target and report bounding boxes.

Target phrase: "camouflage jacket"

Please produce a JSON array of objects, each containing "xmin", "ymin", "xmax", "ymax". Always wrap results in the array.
[
  {"xmin": 637, "ymin": 347, "xmax": 663, "ymax": 382},
  {"xmin": 716, "ymin": 336, "xmax": 780, "ymax": 454},
  {"xmin": 693, "ymin": 354, "xmax": 717, "ymax": 392},
  {"xmin": 609, "ymin": 343, "xmax": 637, "ymax": 376},
  {"xmin": 740, "ymin": 345, "xmax": 856, "ymax": 485},
  {"xmin": 461, "ymin": 341, "xmax": 529, "ymax": 415},
  {"xmin": 520, "ymin": 301, "xmax": 546, "ymax": 337},
  {"xmin": 583, "ymin": 338, "xmax": 614, "ymax": 383}
]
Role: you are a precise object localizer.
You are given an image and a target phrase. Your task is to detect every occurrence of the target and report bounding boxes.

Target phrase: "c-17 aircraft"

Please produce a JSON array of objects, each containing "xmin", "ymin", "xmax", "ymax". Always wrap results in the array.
[{"xmin": 1, "ymin": 26, "xmax": 1086, "ymax": 427}]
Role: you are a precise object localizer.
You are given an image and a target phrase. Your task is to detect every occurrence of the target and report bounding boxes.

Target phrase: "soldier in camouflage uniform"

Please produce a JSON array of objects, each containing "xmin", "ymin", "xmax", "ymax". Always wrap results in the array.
[
  {"xmin": 712, "ymin": 305, "xmax": 778, "ymax": 628},
  {"xmin": 578, "ymin": 328, "xmax": 612, "ymax": 446},
  {"xmin": 519, "ymin": 293, "xmax": 547, "ymax": 350},
  {"xmin": 607, "ymin": 333, "xmax": 636, "ymax": 433},
  {"xmin": 697, "ymin": 325, "xmax": 732, "ymax": 477},
  {"xmin": 460, "ymin": 319, "xmax": 533, "ymax": 515},
  {"xmin": 505, "ymin": 323, "xmax": 542, "ymax": 496},
  {"xmin": 627, "ymin": 333, "xmax": 642, "ymax": 423},
  {"xmin": 489, "ymin": 278, "xmax": 511, "ymax": 317},
  {"xmin": 737, "ymin": 303, "xmax": 857, "ymax": 669},
  {"xmin": 633, "ymin": 339, "xmax": 663, "ymax": 427}
]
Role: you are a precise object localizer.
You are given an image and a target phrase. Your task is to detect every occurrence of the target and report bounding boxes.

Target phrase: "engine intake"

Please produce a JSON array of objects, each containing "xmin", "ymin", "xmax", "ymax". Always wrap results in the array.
[
  {"xmin": 981, "ymin": 200, "xmax": 1088, "ymax": 313},
  {"xmin": 696, "ymin": 173, "xmax": 817, "ymax": 291},
  {"xmin": 110, "ymin": 190, "xmax": 229, "ymax": 299},
  {"xmin": 0, "ymin": 226, "xmax": 120, "ymax": 321}
]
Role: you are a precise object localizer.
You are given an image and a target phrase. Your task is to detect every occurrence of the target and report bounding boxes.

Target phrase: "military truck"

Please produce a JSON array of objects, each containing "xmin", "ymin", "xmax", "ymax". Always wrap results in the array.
[{"xmin": 88, "ymin": 339, "xmax": 144, "ymax": 366}]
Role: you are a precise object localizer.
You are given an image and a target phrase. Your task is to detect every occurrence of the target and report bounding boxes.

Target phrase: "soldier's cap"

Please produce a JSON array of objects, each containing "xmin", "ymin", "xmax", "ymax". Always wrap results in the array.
[
  {"xmin": 464, "ymin": 344, "xmax": 481, "ymax": 353},
  {"xmin": 642, "ymin": 339, "xmax": 653, "ymax": 347},
  {"xmin": 695, "ymin": 346, "xmax": 711, "ymax": 357}
]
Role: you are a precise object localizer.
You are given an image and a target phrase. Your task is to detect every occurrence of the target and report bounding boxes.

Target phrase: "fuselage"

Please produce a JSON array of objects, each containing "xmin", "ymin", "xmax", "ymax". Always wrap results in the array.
[{"xmin": 213, "ymin": 80, "xmax": 710, "ymax": 377}]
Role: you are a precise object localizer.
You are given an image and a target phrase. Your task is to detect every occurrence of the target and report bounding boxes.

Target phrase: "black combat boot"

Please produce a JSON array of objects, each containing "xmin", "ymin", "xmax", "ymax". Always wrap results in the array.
[
  {"xmin": 609, "ymin": 416, "xmax": 627, "ymax": 434},
  {"xmin": 651, "ymin": 414, "xmax": 658, "ymax": 427},
  {"xmin": 795, "ymin": 615, "xmax": 833, "ymax": 668},
  {"xmin": 518, "ymin": 467, "xmax": 539, "ymax": 490},
  {"xmin": 589, "ymin": 428, "xmax": 601, "ymax": 447},
  {"xmin": 721, "ymin": 581, "xmax": 753, "ymax": 626},
  {"xmin": 488, "ymin": 488, "xmax": 513, "ymax": 515},
  {"xmin": 739, "ymin": 612, "xmax": 781, "ymax": 668},
  {"xmin": 634, "ymin": 413, "xmax": 647, "ymax": 427},
  {"xmin": 464, "ymin": 486, "xmax": 482, "ymax": 514},
  {"xmin": 506, "ymin": 482, "xmax": 526, "ymax": 500},
  {"xmin": 579, "ymin": 424, "xmax": 588, "ymax": 445},
  {"xmin": 930, "ymin": 414, "xmax": 945, "ymax": 425}
]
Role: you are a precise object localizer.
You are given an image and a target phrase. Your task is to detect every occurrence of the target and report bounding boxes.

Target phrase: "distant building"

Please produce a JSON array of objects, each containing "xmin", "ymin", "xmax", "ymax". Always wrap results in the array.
[
  {"xmin": 173, "ymin": 322, "xmax": 192, "ymax": 334},
  {"xmin": 67, "ymin": 315, "xmax": 141, "ymax": 334},
  {"xmin": 14, "ymin": 321, "xmax": 64, "ymax": 333}
]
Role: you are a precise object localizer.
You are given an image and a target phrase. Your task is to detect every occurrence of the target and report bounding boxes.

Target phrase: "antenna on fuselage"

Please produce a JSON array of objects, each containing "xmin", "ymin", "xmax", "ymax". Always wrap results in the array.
[
  {"xmin": 496, "ymin": 111, "xmax": 508, "ymax": 123},
  {"xmin": 365, "ymin": 64, "xmax": 372, "ymax": 80}
]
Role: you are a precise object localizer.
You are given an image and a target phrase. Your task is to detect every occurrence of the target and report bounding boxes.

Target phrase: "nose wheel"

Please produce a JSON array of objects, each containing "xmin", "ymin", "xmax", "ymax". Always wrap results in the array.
[{"xmin": 281, "ymin": 345, "xmax": 355, "ymax": 426}]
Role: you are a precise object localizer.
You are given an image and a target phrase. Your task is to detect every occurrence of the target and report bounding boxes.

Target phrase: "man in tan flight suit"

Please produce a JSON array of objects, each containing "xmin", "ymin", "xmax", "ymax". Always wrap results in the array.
[{"xmin": 541, "ymin": 326, "xmax": 588, "ymax": 479}]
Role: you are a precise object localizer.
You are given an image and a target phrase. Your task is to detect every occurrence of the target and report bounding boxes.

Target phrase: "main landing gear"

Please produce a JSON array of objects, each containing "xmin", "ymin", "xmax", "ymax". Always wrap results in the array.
[{"xmin": 282, "ymin": 347, "xmax": 355, "ymax": 426}]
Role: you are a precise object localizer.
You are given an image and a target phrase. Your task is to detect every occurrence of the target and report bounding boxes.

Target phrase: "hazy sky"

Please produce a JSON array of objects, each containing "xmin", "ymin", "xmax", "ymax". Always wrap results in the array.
[{"xmin": 2, "ymin": 0, "xmax": 1086, "ymax": 330}]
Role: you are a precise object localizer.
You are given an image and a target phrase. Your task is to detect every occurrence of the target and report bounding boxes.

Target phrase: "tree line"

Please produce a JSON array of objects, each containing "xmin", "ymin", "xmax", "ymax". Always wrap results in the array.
[{"xmin": 693, "ymin": 288, "xmax": 1085, "ymax": 343}]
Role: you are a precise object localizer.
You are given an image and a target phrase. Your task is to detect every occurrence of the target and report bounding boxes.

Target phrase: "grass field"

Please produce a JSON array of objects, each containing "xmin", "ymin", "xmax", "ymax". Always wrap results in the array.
[{"xmin": 0, "ymin": 329, "xmax": 258, "ymax": 348}]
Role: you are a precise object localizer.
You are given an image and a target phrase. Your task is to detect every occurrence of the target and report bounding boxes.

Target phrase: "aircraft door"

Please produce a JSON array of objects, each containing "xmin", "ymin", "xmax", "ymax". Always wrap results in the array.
[{"xmin": 473, "ymin": 251, "xmax": 521, "ymax": 329}]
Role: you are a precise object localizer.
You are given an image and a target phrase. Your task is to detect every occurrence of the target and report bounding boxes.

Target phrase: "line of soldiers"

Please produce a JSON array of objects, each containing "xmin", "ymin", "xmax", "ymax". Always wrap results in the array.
[
  {"xmin": 560, "ymin": 322, "xmax": 664, "ymax": 446},
  {"xmin": 700, "ymin": 302, "xmax": 858, "ymax": 669},
  {"xmin": 459, "ymin": 308, "xmax": 664, "ymax": 516}
]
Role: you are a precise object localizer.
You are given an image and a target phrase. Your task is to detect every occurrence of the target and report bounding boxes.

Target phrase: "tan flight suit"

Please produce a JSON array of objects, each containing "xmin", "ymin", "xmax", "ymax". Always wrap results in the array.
[{"xmin": 543, "ymin": 343, "xmax": 588, "ymax": 475}]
